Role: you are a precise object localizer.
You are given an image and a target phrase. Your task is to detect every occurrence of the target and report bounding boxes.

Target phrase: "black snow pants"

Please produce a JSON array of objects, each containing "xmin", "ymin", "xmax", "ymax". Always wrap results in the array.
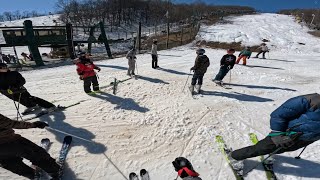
[
  {"xmin": 231, "ymin": 136, "xmax": 313, "ymax": 160},
  {"xmin": 0, "ymin": 88, "xmax": 54, "ymax": 108},
  {"xmin": 0, "ymin": 137, "xmax": 60, "ymax": 179},
  {"xmin": 191, "ymin": 73, "xmax": 204, "ymax": 86},
  {"xmin": 256, "ymin": 50, "xmax": 267, "ymax": 58},
  {"xmin": 152, "ymin": 55, "xmax": 158, "ymax": 68},
  {"xmin": 83, "ymin": 75, "xmax": 99, "ymax": 93},
  {"xmin": 214, "ymin": 66, "xmax": 229, "ymax": 81}
]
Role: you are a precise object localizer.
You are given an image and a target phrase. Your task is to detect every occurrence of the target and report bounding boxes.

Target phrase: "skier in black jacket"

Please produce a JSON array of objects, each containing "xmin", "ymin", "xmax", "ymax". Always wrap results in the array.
[
  {"xmin": 0, "ymin": 63, "xmax": 56, "ymax": 115},
  {"xmin": 213, "ymin": 49, "xmax": 236, "ymax": 85}
]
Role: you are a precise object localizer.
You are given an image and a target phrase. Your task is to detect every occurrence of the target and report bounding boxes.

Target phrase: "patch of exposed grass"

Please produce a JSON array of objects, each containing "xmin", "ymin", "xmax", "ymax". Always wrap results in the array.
[
  {"xmin": 308, "ymin": 31, "xmax": 320, "ymax": 38},
  {"xmin": 196, "ymin": 40, "xmax": 260, "ymax": 52}
]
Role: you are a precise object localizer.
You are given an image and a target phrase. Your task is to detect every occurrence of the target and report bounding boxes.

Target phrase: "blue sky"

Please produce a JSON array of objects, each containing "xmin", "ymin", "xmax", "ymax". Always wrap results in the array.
[{"xmin": 0, "ymin": 0, "xmax": 318, "ymax": 14}]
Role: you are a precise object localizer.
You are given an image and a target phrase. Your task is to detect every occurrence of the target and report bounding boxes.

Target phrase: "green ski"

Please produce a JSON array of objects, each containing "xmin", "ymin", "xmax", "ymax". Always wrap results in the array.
[{"xmin": 249, "ymin": 133, "xmax": 277, "ymax": 180}]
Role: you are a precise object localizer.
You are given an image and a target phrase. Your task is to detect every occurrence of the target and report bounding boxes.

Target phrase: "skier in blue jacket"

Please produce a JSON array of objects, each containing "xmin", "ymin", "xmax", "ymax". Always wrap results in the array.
[{"xmin": 230, "ymin": 93, "xmax": 320, "ymax": 160}]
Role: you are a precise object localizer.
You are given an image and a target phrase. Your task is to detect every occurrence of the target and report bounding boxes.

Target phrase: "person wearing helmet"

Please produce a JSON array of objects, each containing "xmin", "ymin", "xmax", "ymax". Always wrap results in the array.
[
  {"xmin": 151, "ymin": 39, "xmax": 159, "ymax": 69},
  {"xmin": 213, "ymin": 48, "xmax": 236, "ymax": 85},
  {"xmin": 0, "ymin": 63, "xmax": 56, "ymax": 115},
  {"xmin": 126, "ymin": 48, "xmax": 137, "ymax": 76},
  {"xmin": 189, "ymin": 48, "xmax": 210, "ymax": 94},
  {"xmin": 255, "ymin": 43, "xmax": 269, "ymax": 59},
  {"xmin": 172, "ymin": 157, "xmax": 202, "ymax": 180},
  {"xmin": 236, "ymin": 46, "xmax": 252, "ymax": 65},
  {"xmin": 75, "ymin": 53, "xmax": 101, "ymax": 94}
]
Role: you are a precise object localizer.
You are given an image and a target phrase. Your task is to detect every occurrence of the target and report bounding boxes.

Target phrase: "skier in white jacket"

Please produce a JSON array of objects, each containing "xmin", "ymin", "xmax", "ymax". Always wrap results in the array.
[
  {"xmin": 126, "ymin": 48, "xmax": 137, "ymax": 76},
  {"xmin": 255, "ymin": 43, "xmax": 269, "ymax": 59},
  {"xmin": 151, "ymin": 39, "xmax": 159, "ymax": 69}
]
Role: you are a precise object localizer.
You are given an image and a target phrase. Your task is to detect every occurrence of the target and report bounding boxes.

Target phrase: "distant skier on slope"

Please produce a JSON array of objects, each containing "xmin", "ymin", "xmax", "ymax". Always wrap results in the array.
[
  {"xmin": 126, "ymin": 48, "xmax": 137, "ymax": 76},
  {"xmin": 212, "ymin": 48, "xmax": 236, "ymax": 85},
  {"xmin": 0, "ymin": 113, "xmax": 60, "ymax": 179},
  {"xmin": 0, "ymin": 63, "xmax": 56, "ymax": 115},
  {"xmin": 235, "ymin": 46, "xmax": 252, "ymax": 65},
  {"xmin": 228, "ymin": 93, "xmax": 320, "ymax": 163},
  {"xmin": 75, "ymin": 52, "xmax": 101, "ymax": 94},
  {"xmin": 151, "ymin": 39, "xmax": 159, "ymax": 69},
  {"xmin": 172, "ymin": 157, "xmax": 202, "ymax": 180},
  {"xmin": 189, "ymin": 48, "xmax": 210, "ymax": 94},
  {"xmin": 255, "ymin": 43, "xmax": 269, "ymax": 59}
]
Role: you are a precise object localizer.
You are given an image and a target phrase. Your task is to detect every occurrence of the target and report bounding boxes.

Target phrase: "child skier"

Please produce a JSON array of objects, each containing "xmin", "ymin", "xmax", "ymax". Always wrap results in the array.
[
  {"xmin": 151, "ymin": 39, "xmax": 159, "ymax": 69},
  {"xmin": 75, "ymin": 52, "xmax": 101, "ymax": 94},
  {"xmin": 126, "ymin": 48, "xmax": 137, "ymax": 76},
  {"xmin": 0, "ymin": 63, "xmax": 56, "ymax": 115},
  {"xmin": 213, "ymin": 48, "xmax": 236, "ymax": 85},
  {"xmin": 189, "ymin": 48, "xmax": 210, "ymax": 94},
  {"xmin": 229, "ymin": 93, "xmax": 320, "ymax": 165},
  {"xmin": 235, "ymin": 46, "xmax": 252, "ymax": 65},
  {"xmin": 0, "ymin": 113, "xmax": 60, "ymax": 179},
  {"xmin": 255, "ymin": 43, "xmax": 269, "ymax": 59},
  {"xmin": 172, "ymin": 157, "xmax": 202, "ymax": 180}
]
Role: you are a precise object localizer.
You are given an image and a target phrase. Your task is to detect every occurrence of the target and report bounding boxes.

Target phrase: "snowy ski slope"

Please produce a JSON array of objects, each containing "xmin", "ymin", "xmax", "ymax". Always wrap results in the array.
[{"xmin": 0, "ymin": 13, "xmax": 320, "ymax": 180}]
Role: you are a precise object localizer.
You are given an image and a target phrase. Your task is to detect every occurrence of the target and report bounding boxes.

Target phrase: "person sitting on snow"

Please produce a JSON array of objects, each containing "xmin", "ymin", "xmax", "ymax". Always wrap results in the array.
[
  {"xmin": 235, "ymin": 46, "xmax": 252, "ymax": 65},
  {"xmin": 255, "ymin": 43, "xmax": 269, "ymax": 59},
  {"xmin": 229, "ymin": 93, "xmax": 320, "ymax": 166},
  {"xmin": 172, "ymin": 157, "xmax": 202, "ymax": 180}
]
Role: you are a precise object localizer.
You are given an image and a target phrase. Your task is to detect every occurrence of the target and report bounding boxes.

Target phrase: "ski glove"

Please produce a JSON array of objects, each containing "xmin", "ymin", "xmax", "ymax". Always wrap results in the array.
[
  {"xmin": 172, "ymin": 157, "xmax": 194, "ymax": 172},
  {"xmin": 271, "ymin": 132, "xmax": 303, "ymax": 149},
  {"xmin": 32, "ymin": 121, "xmax": 49, "ymax": 129}
]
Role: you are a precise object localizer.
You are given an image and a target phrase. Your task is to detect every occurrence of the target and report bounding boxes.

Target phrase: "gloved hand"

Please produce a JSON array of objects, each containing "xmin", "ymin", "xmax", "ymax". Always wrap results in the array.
[
  {"xmin": 7, "ymin": 89, "xmax": 13, "ymax": 94},
  {"xmin": 97, "ymin": 68, "xmax": 101, "ymax": 72},
  {"xmin": 190, "ymin": 67, "xmax": 195, "ymax": 71},
  {"xmin": 271, "ymin": 132, "xmax": 303, "ymax": 148},
  {"xmin": 172, "ymin": 157, "xmax": 193, "ymax": 172},
  {"xmin": 79, "ymin": 75, "xmax": 84, "ymax": 80},
  {"xmin": 32, "ymin": 121, "xmax": 49, "ymax": 129},
  {"xmin": 247, "ymin": 56, "xmax": 250, "ymax": 59}
]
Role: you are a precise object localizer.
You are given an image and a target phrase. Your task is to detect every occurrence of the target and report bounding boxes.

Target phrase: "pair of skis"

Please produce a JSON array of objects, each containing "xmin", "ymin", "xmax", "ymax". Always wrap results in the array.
[
  {"xmin": 129, "ymin": 169, "xmax": 150, "ymax": 180},
  {"xmin": 216, "ymin": 134, "xmax": 277, "ymax": 180},
  {"xmin": 34, "ymin": 136, "xmax": 72, "ymax": 180}
]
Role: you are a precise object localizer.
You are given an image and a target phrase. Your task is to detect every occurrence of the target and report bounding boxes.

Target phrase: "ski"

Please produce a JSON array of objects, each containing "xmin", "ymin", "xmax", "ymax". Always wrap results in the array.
[
  {"xmin": 216, "ymin": 135, "xmax": 244, "ymax": 180},
  {"xmin": 22, "ymin": 102, "xmax": 81, "ymax": 121},
  {"xmin": 57, "ymin": 136, "xmax": 72, "ymax": 179},
  {"xmin": 129, "ymin": 172, "xmax": 139, "ymax": 180},
  {"xmin": 249, "ymin": 133, "xmax": 277, "ymax": 180},
  {"xmin": 34, "ymin": 138, "xmax": 51, "ymax": 180},
  {"xmin": 140, "ymin": 169, "xmax": 150, "ymax": 180}
]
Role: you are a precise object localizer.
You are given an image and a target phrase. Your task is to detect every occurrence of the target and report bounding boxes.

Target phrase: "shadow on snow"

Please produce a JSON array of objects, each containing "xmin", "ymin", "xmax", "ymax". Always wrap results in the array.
[
  {"xmin": 224, "ymin": 83, "xmax": 296, "ymax": 92},
  {"xmin": 202, "ymin": 91, "xmax": 273, "ymax": 102}
]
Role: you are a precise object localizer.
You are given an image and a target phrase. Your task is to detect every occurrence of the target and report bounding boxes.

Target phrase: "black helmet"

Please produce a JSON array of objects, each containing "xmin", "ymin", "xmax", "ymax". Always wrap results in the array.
[
  {"xmin": 196, "ymin": 48, "xmax": 205, "ymax": 54},
  {"xmin": 0, "ymin": 63, "xmax": 8, "ymax": 69}
]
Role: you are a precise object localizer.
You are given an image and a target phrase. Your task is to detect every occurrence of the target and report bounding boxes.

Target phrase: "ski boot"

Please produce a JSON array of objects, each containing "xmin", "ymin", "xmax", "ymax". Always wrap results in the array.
[{"xmin": 21, "ymin": 105, "xmax": 40, "ymax": 115}]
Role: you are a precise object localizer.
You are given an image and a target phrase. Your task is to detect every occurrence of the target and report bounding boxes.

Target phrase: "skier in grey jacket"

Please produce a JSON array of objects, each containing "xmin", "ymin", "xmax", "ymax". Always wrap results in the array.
[
  {"xmin": 151, "ymin": 39, "xmax": 159, "ymax": 69},
  {"xmin": 126, "ymin": 48, "xmax": 137, "ymax": 76}
]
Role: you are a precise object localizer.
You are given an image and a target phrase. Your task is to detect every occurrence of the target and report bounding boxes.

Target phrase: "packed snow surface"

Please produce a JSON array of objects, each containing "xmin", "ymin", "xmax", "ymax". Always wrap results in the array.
[{"xmin": 1, "ymin": 13, "xmax": 320, "ymax": 180}]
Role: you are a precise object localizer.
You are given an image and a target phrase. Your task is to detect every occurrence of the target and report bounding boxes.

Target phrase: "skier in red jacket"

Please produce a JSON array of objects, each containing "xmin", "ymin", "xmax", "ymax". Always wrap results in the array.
[{"xmin": 75, "ymin": 52, "xmax": 101, "ymax": 94}]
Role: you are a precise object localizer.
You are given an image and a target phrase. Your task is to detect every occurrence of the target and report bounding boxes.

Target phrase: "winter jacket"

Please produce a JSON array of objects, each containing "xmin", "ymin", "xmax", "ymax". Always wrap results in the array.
[
  {"xmin": 151, "ymin": 44, "xmax": 157, "ymax": 55},
  {"xmin": 220, "ymin": 54, "xmax": 236, "ymax": 69},
  {"xmin": 191, "ymin": 55, "xmax": 210, "ymax": 74},
  {"xmin": 258, "ymin": 45, "xmax": 269, "ymax": 51},
  {"xmin": 239, "ymin": 49, "xmax": 252, "ymax": 57},
  {"xmin": 270, "ymin": 93, "xmax": 320, "ymax": 141},
  {"xmin": 76, "ymin": 57, "xmax": 100, "ymax": 79},
  {"xmin": 0, "ymin": 114, "xmax": 34, "ymax": 144},
  {"xmin": 126, "ymin": 49, "xmax": 136, "ymax": 60},
  {"xmin": 183, "ymin": 177, "xmax": 202, "ymax": 180},
  {"xmin": 0, "ymin": 70, "xmax": 26, "ymax": 94}
]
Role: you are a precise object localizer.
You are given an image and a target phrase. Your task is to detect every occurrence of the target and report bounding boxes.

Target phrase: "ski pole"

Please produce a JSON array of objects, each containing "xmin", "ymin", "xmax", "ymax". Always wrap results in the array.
[
  {"xmin": 46, "ymin": 127, "xmax": 129, "ymax": 180},
  {"xmin": 182, "ymin": 71, "xmax": 192, "ymax": 92},
  {"xmin": 229, "ymin": 69, "xmax": 232, "ymax": 84},
  {"xmin": 267, "ymin": 51, "xmax": 270, "ymax": 59},
  {"xmin": 135, "ymin": 60, "xmax": 138, "ymax": 75},
  {"xmin": 295, "ymin": 146, "xmax": 308, "ymax": 159},
  {"xmin": 243, "ymin": 147, "xmax": 282, "ymax": 176}
]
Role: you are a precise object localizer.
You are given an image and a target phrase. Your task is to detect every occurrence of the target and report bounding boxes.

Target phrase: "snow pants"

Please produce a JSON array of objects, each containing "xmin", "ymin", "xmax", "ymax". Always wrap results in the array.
[
  {"xmin": 191, "ymin": 73, "xmax": 204, "ymax": 86},
  {"xmin": 0, "ymin": 137, "xmax": 59, "ymax": 179},
  {"xmin": 256, "ymin": 50, "xmax": 267, "ymax": 58},
  {"xmin": 213, "ymin": 66, "xmax": 229, "ymax": 81},
  {"xmin": 0, "ymin": 88, "xmax": 54, "ymax": 108},
  {"xmin": 231, "ymin": 136, "xmax": 313, "ymax": 160},
  {"xmin": 83, "ymin": 75, "xmax": 99, "ymax": 93},
  {"xmin": 152, "ymin": 55, "xmax": 158, "ymax": 68},
  {"xmin": 127, "ymin": 59, "xmax": 136, "ymax": 75},
  {"xmin": 236, "ymin": 55, "xmax": 248, "ymax": 65}
]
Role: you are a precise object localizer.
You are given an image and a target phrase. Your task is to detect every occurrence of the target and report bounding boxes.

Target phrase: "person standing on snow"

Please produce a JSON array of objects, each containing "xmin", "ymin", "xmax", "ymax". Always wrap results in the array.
[
  {"xmin": 151, "ymin": 39, "xmax": 159, "ymax": 69},
  {"xmin": 189, "ymin": 48, "xmax": 210, "ymax": 94},
  {"xmin": 0, "ymin": 63, "xmax": 56, "ymax": 115},
  {"xmin": 172, "ymin": 157, "xmax": 202, "ymax": 180},
  {"xmin": 255, "ymin": 43, "xmax": 269, "ymax": 59},
  {"xmin": 126, "ymin": 48, "xmax": 137, "ymax": 77},
  {"xmin": 212, "ymin": 48, "xmax": 236, "ymax": 85},
  {"xmin": 75, "ymin": 52, "xmax": 101, "ymax": 94},
  {"xmin": 235, "ymin": 46, "xmax": 252, "ymax": 65},
  {"xmin": 0, "ymin": 113, "xmax": 60, "ymax": 179},
  {"xmin": 229, "ymin": 93, "xmax": 320, "ymax": 164}
]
